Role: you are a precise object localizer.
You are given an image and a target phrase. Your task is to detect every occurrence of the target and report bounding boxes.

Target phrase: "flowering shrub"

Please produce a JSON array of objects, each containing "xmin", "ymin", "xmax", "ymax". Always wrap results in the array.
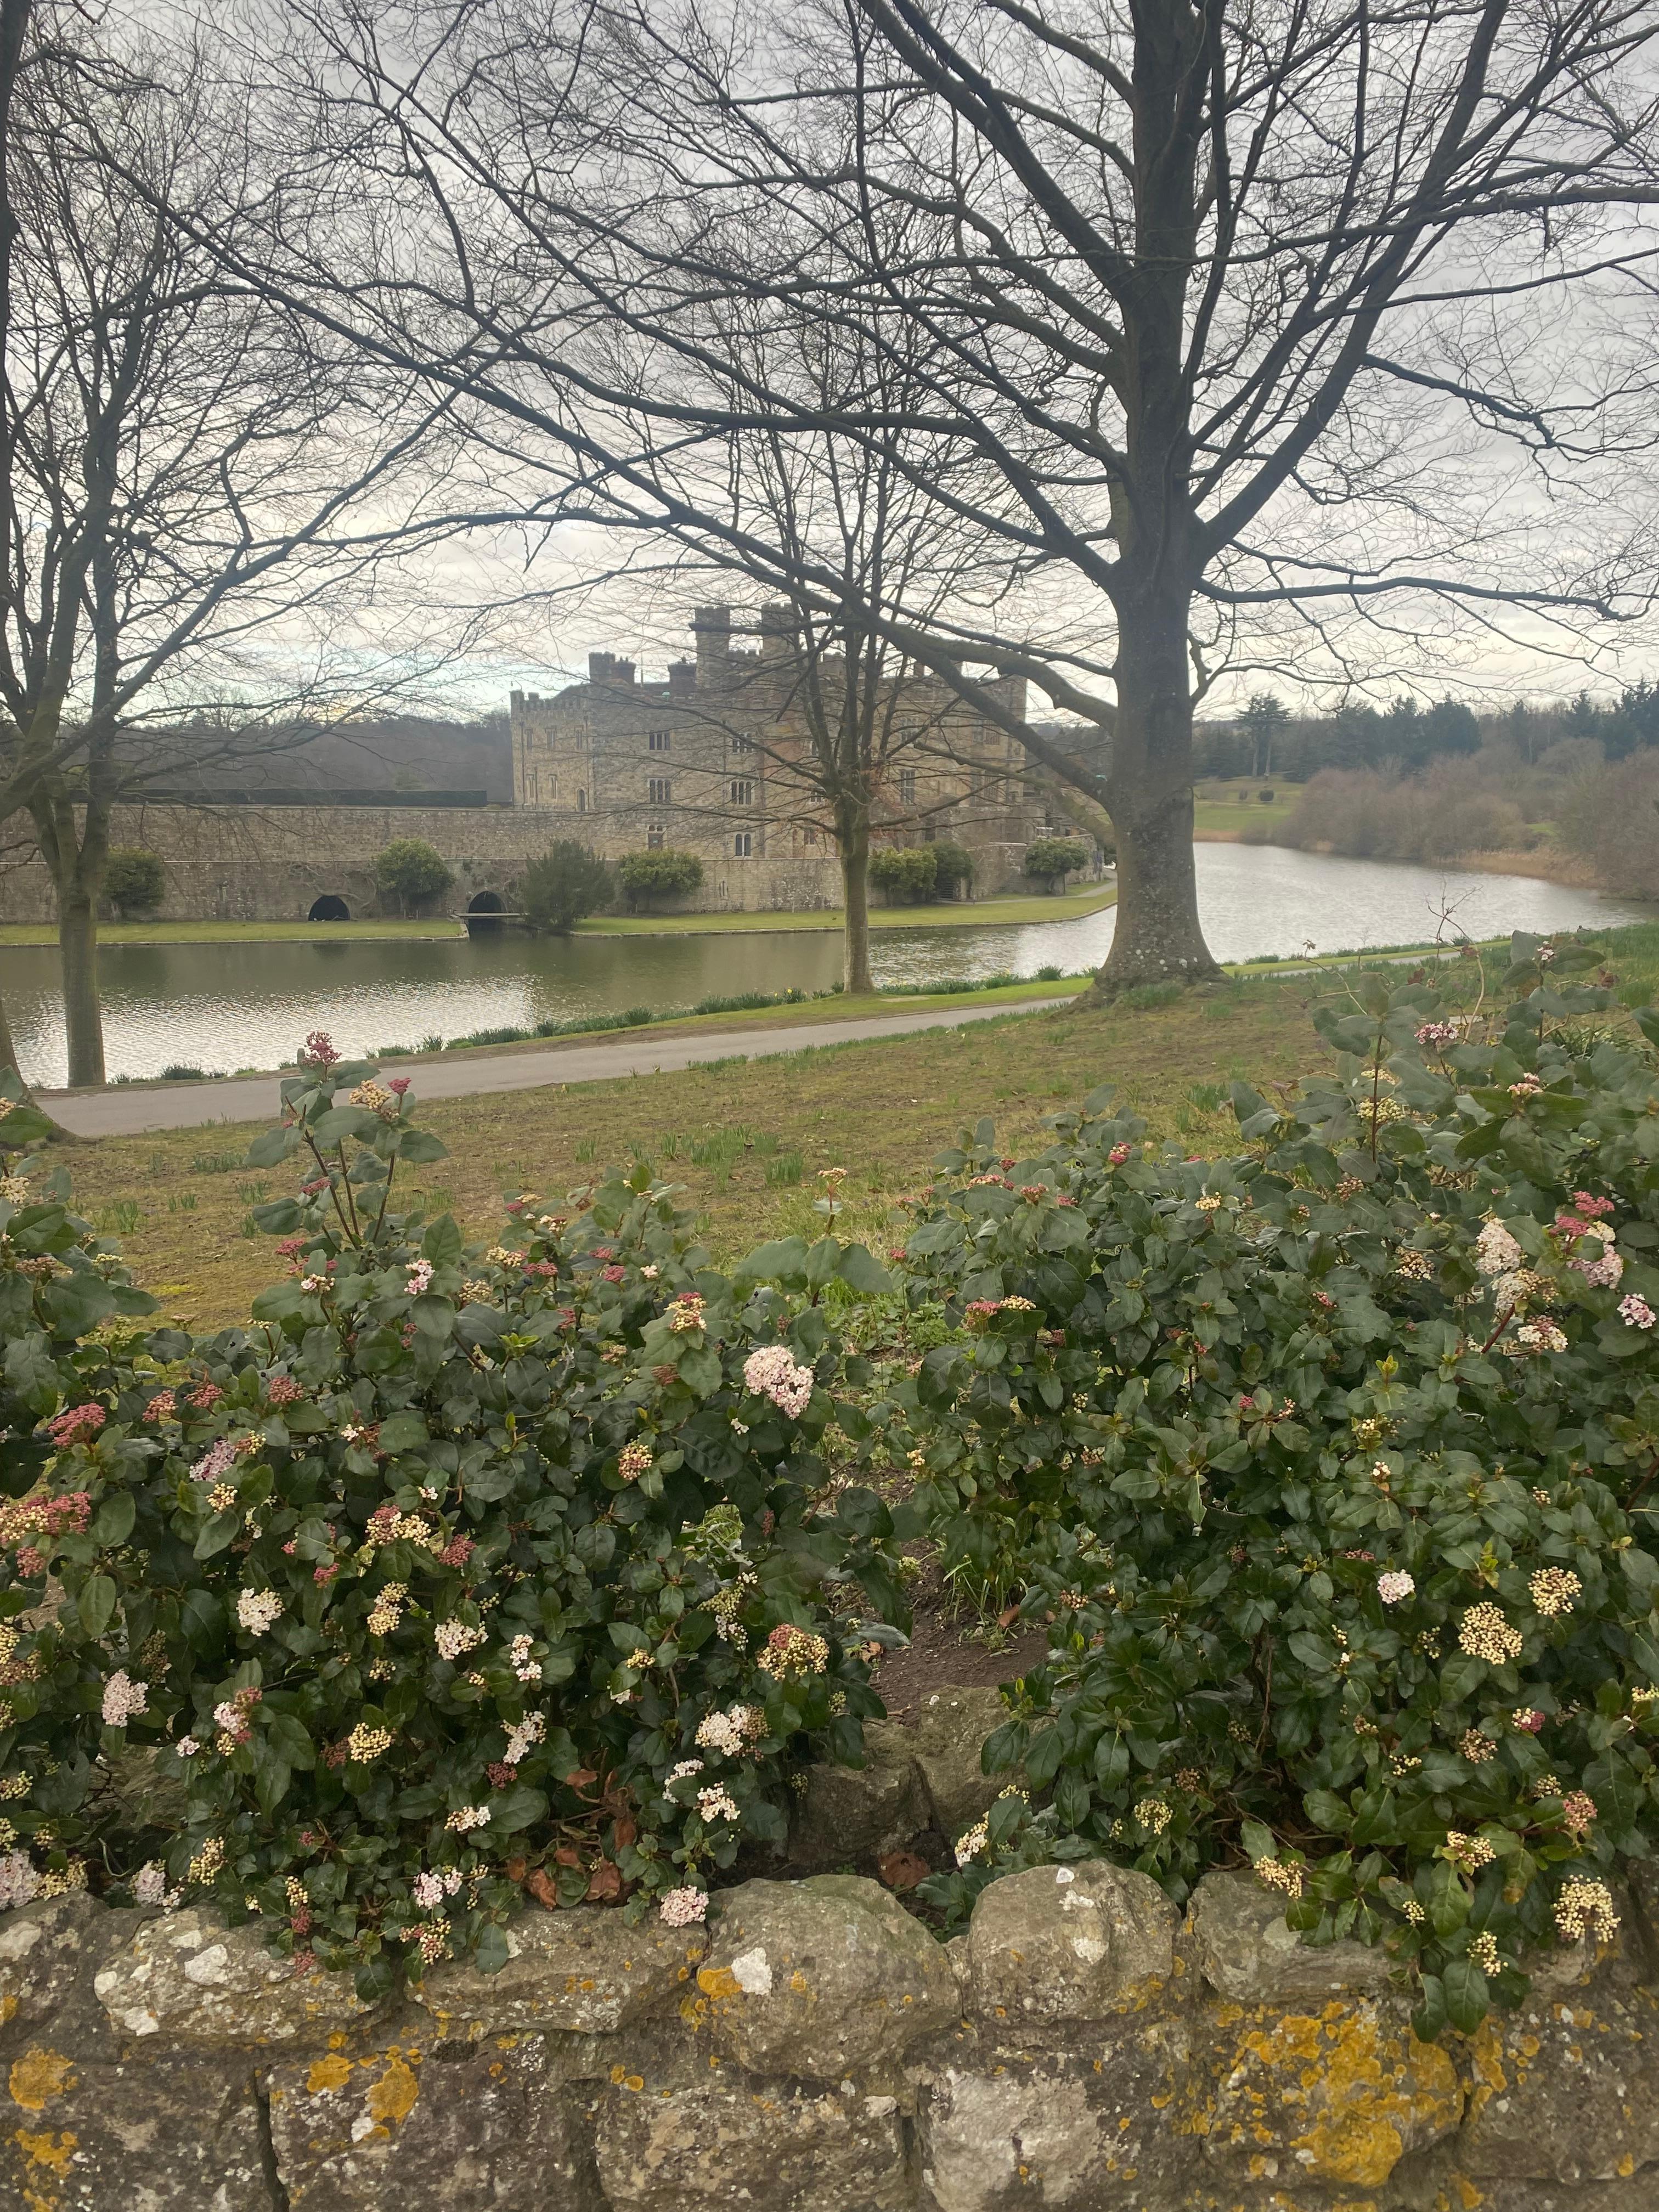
[
  {"xmin": 0, "ymin": 1053, "xmax": 905, "ymax": 1996},
  {"xmin": 894, "ymin": 936, "xmax": 1659, "ymax": 2034}
]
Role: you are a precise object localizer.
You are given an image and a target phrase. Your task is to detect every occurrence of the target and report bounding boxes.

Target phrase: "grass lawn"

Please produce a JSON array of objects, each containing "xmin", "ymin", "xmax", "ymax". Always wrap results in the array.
[
  {"xmin": 54, "ymin": 974, "xmax": 1307, "ymax": 1325},
  {"xmin": 1192, "ymin": 778, "xmax": 1304, "ymax": 836},
  {"xmin": 41, "ymin": 921, "xmax": 1659, "ymax": 1330},
  {"xmin": 0, "ymin": 883, "xmax": 1115, "ymax": 950},
  {"xmin": 573, "ymin": 883, "xmax": 1118, "ymax": 935}
]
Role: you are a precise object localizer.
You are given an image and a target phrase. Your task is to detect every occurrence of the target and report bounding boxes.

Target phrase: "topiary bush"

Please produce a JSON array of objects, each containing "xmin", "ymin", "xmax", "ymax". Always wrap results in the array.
[
  {"xmin": 373, "ymin": 837, "xmax": 454, "ymax": 917},
  {"xmin": 103, "ymin": 846, "xmax": 167, "ymax": 919},
  {"xmin": 869, "ymin": 844, "xmax": 938, "ymax": 902},
  {"xmin": 1022, "ymin": 836, "xmax": 1089, "ymax": 889},
  {"xmin": 0, "ymin": 1046, "xmax": 906, "ymax": 1994},
  {"xmin": 616, "ymin": 847, "xmax": 704, "ymax": 911},
  {"xmin": 891, "ymin": 935, "xmax": 1659, "ymax": 2034}
]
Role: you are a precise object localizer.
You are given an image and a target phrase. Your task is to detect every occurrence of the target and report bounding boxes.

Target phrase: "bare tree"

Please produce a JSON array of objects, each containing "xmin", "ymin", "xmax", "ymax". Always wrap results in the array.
[
  {"xmin": 2, "ymin": 7, "xmax": 444, "ymax": 1084},
  {"xmin": 236, "ymin": 0, "xmax": 1659, "ymax": 990}
]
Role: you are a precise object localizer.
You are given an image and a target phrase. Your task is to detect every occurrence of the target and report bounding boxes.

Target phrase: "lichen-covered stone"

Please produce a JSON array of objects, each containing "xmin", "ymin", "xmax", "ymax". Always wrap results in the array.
[
  {"xmin": 416, "ymin": 1907, "xmax": 706, "ymax": 2036},
  {"xmin": 695, "ymin": 1874, "xmax": 956, "ymax": 2078},
  {"xmin": 1192, "ymin": 1996, "xmax": 1464, "ymax": 2188},
  {"xmin": 963, "ymin": 1861, "xmax": 1177, "ymax": 2026},
  {"xmin": 265, "ymin": 2030, "xmax": 599, "ymax": 2208},
  {"xmin": 0, "ymin": 1895, "xmax": 112, "ymax": 2044},
  {"xmin": 1457, "ymin": 1987, "xmax": 1659, "ymax": 2185},
  {"xmin": 1187, "ymin": 1870, "xmax": 1394, "ymax": 2004},
  {"xmin": 593, "ymin": 2074, "xmax": 910, "ymax": 2211},
  {"xmin": 915, "ymin": 2021, "xmax": 1197, "ymax": 2211},
  {"xmin": 92, "ymin": 1908, "xmax": 373, "ymax": 2047},
  {"xmin": 901, "ymin": 1689, "xmax": 1012, "ymax": 1839},
  {"xmin": 788, "ymin": 1742, "xmax": 930, "ymax": 1872},
  {"xmin": 1, "ymin": 2045, "xmax": 271, "ymax": 2208}
]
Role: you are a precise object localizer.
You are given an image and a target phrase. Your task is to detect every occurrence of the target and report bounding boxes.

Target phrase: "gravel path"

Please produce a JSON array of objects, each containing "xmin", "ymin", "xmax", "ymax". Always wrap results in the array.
[{"xmin": 41, "ymin": 994, "xmax": 1076, "ymax": 1137}]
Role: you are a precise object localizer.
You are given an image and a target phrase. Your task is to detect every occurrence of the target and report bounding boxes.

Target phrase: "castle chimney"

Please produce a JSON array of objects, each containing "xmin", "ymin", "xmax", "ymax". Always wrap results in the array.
[
  {"xmin": 668, "ymin": 659, "xmax": 696, "ymax": 698},
  {"xmin": 588, "ymin": 651, "xmax": 615, "ymax": 684}
]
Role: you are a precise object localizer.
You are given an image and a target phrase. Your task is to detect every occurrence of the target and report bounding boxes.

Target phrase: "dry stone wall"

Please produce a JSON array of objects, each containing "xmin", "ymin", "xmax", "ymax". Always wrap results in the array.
[{"xmin": 4, "ymin": 1854, "xmax": 1657, "ymax": 2212}]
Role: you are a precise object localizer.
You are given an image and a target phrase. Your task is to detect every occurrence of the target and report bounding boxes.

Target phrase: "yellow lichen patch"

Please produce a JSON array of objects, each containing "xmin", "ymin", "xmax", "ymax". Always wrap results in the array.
[
  {"xmin": 1455, "ymin": 2177, "xmax": 1485, "ymax": 2208},
  {"xmin": 696, "ymin": 1966, "xmax": 742, "ymax": 2000},
  {"xmin": 1465, "ymin": 2024, "xmax": 1507, "ymax": 2120},
  {"xmin": 364, "ymin": 2051, "xmax": 420, "ymax": 2131},
  {"xmin": 1, "ymin": 1996, "xmax": 17, "ymax": 2025},
  {"xmin": 306, "ymin": 2054, "xmax": 356, "ymax": 2096},
  {"xmin": 7, "ymin": 2052, "xmax": 74, "ymax": 2113},
  {"xmin": 13, "ymin": 2128, "xmax": 76, "ymax": 2176}
]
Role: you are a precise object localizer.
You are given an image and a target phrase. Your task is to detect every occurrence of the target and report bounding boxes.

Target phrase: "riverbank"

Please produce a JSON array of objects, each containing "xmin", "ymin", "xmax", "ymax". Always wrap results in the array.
[{"xmin": 0, "ymin": 882, "xmax": 1116, "ymax": 950}]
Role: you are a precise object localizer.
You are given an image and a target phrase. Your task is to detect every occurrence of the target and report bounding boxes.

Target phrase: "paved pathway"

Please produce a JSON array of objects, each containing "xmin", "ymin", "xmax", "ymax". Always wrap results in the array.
[{"xmin": 41, "ymin": 995, "xmax": 1076, "ymax": 1138}]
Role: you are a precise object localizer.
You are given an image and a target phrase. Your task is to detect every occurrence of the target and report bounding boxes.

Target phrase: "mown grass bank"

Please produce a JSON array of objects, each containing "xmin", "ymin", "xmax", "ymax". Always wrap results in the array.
[{"xmin": 46, "ymin": 921, "xmax": 1659, "ymax": 1329}]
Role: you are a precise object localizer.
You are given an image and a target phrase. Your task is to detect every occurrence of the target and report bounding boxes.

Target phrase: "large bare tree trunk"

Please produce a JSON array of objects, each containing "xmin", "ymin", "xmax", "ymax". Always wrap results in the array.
[
  {"xmin": 836, "ymin": 802, "xmax": 874, "ymax": 994},
  {"xmin": 1099, "ymin": 591, "xmax": 1220, "ymax": 988}
]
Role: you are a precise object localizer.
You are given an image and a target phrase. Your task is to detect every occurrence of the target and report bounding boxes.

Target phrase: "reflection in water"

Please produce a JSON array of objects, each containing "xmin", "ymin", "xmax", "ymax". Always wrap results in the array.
[{"xmin": 5, "ymin": 843, "xmax": 1650, "ymax": 1086}]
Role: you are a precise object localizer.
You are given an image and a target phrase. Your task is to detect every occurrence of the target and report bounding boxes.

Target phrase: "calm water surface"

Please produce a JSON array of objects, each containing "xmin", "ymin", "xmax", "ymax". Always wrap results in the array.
[{"xmin": 5, "ymin": 844, "xmax": 1651, "ymax": 1086}]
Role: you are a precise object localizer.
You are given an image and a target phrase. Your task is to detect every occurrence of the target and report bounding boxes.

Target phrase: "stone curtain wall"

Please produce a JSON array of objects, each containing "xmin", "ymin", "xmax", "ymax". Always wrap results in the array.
[
  {"xmin": 4, "ymin": 1858, "xmax": 1657, "ymax": 2210},
  {"xmin": 0, "ymin": 804, "xmax": 844, "ymax": 924}
]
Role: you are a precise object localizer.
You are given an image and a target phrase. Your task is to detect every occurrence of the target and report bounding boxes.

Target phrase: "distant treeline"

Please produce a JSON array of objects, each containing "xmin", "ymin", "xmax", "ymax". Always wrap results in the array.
[{"xmin": 1193, "ymin": 685, "xmax": 1659, "ymax": 783}]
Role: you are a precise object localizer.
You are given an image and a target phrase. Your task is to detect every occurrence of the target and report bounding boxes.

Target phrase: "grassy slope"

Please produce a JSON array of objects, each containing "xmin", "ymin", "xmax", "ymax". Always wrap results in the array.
[
  {"xmin": 0, "ymin": 884, "xmax": 1115, "ymax": 950},
  {"xmin": 1192, "ymin": 778, "xmax": 1305, "ymax": 837},
  {"xmin": 47, "ymin": 921, "xmax": 1659, "ymax": 1330},
  {"xmin": 61, "ymin": 977, "xmax": 1311, "ymax": 1326}
]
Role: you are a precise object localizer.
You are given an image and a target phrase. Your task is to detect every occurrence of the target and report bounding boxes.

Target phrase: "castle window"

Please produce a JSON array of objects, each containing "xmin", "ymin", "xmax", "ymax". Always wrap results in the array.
[
  {"xmin": 577, "ymin": 789, "xmax": 587, "ymax": 812},
  {"xmin": 648, "ymin": 730, "xmax": 671, "ymax": 752},
  {"xmin": 648, "ymin": 776, "xmax": 672, "ymax": 803},
  {"xmin": 899, "ymin": 769, "xmax": 917, "ymax": 805},
  {"xmin": 803, "ymin": 824, "xmax": 817, "ymax": 845},
  {"xmin": 647, "ymin": 822, "xmax": 665, "ymax": 849},
  {"xmin": 733, "ymin": 831, "xmax": 753, "ymax": 857},
  {"xmin": 729, "ymin": 778, "xmax": 754, "ymax": 806},
  {"xmin": 732, "ymin": 733, "xmax": 755, "ymax": 754}
]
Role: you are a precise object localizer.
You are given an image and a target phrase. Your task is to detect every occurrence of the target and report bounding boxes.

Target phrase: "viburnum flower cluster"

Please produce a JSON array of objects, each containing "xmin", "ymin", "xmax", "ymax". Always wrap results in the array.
[{"xmin": 742, "ymin": 1344, "xmax": 814, "ymax": 1417}]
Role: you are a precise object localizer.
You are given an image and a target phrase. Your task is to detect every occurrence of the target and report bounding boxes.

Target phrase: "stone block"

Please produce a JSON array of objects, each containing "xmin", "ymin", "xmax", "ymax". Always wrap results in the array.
[
  {"xmin": 914, "ymin": 2021, "xmax": 1198, "ymax": 2211},
  {"xmin": 0, "ymin": 1895, "xmax": 116, "ymax": 2047},
  {"xmin": 1192, "ymin": 1995, "xmax": 1463, "ymax": 2190},
  {"xmin": 788, "ymin": 1744, "xmax": 930, "ymax": 1872},
  {"xmin": 1187, "ymin": 1870, "xmax": 1394, "ymax": 2004},
  {"xmin": 963, "ymin": 1862, "xmax": 1178, "ymax": 2026},
  {"xmin": 1457, "ymin": 1985, "xmax": 1659, "ymax": 2185},
  {"xmin": 592, "ymin": 2074, "xmax": 910, "ymax": 2212},
  {"xmin": 899, "ymin": 1688, "xmax": 1013, "ymax": 1839},
  {"xmin": 265, "ymin": 2031, "xmax": 600, "ymax": 2208},
  {"xmin": 695, "ymin": 1874, "xmax": 957, "ymax": 2078},
  {"xmin": 416, "ymin": 1906, "xmax": 706, "ymax": 2036},
  {"xmin": 0, "ymin": 2045, "xmax": 272, "ymax": 2209},
  {"xmin": 93, "ymin": 1908, "xmax": 374, "ymax": 2047}
]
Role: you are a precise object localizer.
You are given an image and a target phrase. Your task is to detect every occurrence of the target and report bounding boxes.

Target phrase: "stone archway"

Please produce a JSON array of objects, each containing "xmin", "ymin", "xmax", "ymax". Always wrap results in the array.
[{"xmin": 308, "ymin": 894, "xmax": 351, "ymax": 922}]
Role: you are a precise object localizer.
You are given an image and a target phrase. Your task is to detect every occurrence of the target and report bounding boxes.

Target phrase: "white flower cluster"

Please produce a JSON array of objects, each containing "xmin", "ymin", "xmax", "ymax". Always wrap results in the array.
[
  {"xmin": 132, "ymin": 1861, "xmax": 180, "ymax": 1910},
  {"xmin": 696, "ymin": 1785, "xmax": 741, "ymax": 1825},
  {"xmin": 413, "ymin": 1866, "xmax": 464, "ymax": 1909},
  {"xmin": 435, "ymin": 1620, "xmax": 487, "ymax": 1662},
  {"xmin": 236, "ymin": 1589, "xmax": 284, "ymax": 1635},
  {"xmin": 507, "ymin": 1634, "xmax": 540, "ymax": 1683},
  {"xmin": 695, "ymin": 1703, "xmax": 763, "ymax": 1757},
  {"xmin": 742, "ymin": 1345, "xmax": 815, "ymax": 1418},
  {"xmin": 503, "ymin": 1711, "xmax": 546, "ymax": 1766},
  {"xmin": 658, "ymin": 1884, "xmax": 708, "ymax": 1926},
  {"xmin": 100, "ymin": 1671, "xmax": 148, "ymax": 1728},
  {"xmin": 445, "ymin": 1804, "xmax": 490, "ymax": 1833},
  {"xmin": 1475, "ymin": 1219, "xmax": 1523, "ymax": 1277},
  {"xmin": 0, "ymin": 1851, "xmax": 38, "ymax": 1909}
]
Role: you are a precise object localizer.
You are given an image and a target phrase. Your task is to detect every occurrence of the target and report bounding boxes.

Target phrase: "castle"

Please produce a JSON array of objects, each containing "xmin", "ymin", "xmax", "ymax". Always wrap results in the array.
[
  {"xmin": 0, "ymin": 608, "xmax": 1057, "ymax": 923},
  {"xmin": 508, "ymin": 605, "xmax": 1048, "ymax": 907}
]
